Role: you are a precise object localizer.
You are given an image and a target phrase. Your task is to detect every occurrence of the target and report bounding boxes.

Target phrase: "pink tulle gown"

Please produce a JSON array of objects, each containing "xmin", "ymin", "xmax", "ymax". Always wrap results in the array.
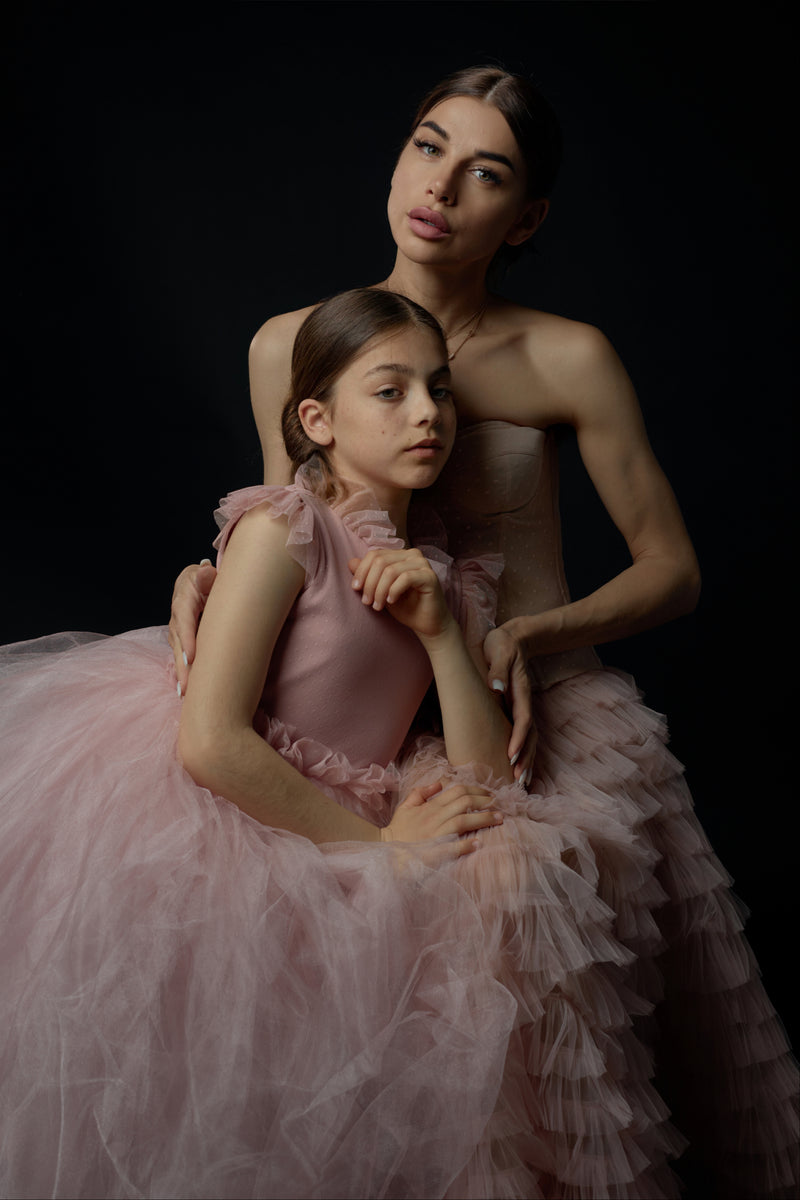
[{"xmin": 0, "ymin": 450, "xmax": 797, "ymax": 1200}]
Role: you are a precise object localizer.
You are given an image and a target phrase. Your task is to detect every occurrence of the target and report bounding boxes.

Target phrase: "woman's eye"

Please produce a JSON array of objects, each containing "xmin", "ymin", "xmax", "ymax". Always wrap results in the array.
[
  {"xmin": 413, "ymin": 137, "xmax": 440, "ymax": 157},
  {"xmin": 473, "ymin": 166, "xmax": 501, "ymax": 185}
]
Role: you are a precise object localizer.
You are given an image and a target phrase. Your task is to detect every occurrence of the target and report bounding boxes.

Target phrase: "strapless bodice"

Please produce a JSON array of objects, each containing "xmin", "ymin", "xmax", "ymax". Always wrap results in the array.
[{"xmin": 430, "ymin": 420, "xmax": 601, "ymax": 689}]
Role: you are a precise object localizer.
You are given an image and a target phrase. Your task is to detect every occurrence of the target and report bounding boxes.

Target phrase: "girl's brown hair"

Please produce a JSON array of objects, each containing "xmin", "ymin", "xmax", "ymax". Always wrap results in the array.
[{"xmin": 281, "ymin": 287, "xmax": 446, "ymax": 500}]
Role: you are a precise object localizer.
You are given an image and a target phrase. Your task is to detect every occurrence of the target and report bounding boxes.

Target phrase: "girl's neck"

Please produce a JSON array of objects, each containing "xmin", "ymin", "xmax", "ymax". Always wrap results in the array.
[{"xmin": 380, "ymin": 255, "xmax": 491, "ymax": 335}]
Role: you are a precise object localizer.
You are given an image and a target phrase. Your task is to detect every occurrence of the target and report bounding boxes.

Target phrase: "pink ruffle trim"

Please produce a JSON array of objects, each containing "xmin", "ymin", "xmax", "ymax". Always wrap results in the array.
[{"xmin": 212, "ymin": 465, "xmax": 503, "ymax": 637}]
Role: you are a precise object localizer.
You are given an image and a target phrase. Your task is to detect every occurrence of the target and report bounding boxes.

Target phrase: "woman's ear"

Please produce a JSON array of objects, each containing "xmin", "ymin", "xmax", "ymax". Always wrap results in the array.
[
  {"xmin": 505, "ymin": 198, "xmax": 549, "ymax": 247},
  {"xmin": 298, "ymin": 398, "xmax": 334, "ymax": 447}
]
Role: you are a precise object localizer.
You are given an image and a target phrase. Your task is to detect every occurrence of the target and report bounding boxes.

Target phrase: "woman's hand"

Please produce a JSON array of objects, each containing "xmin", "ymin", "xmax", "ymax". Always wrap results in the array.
[
  {"xmin": 168, "ymin": 561, "xmax": 218, "ymax": 695},
  {"xmin": 381, "ymin": 780, "xmax": 503, "ymax": 853},
  {"xmin": 348, "ymin": 549, "xmax": 453, "ymax": 642},
  {"xmin": 482, "ymin": 624, "xmax": 537, "ymax": 786}
]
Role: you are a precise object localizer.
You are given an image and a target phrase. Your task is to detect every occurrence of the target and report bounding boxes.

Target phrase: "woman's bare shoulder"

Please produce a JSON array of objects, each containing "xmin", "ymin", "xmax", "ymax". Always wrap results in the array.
[
  {"xmin": 474, "ymin": 299, "xmax": 624, "ymax": 426},
  {"xmin": 248, "ymin": 303, "xmax": 318, "ymax": 371},
  {"xmin": 495, "ymin": 298, "xmax": 613, "ymax": 361}
]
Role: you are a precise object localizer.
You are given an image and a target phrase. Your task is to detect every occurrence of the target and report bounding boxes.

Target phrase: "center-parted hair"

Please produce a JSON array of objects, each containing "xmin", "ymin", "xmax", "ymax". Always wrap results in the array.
[
  {"xmin": 282, "ymin": 287, "xmax": 446, "ymax": 499},
  {"xmin": 410, "ymin": 65, "xmax": 561, "ymax": 202}
]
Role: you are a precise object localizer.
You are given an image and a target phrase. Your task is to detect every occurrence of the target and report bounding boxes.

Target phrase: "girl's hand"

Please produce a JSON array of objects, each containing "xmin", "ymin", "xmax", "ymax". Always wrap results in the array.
[
  {"xmin": 348, "ymin": 549, "xmax": 453, "ymax": 642},
  {"xmin": 168, "ymin": 561, "xmax": 218, "ymax": 695},
  {"xmin": 381, "ymin": 780, "xmax": 503, "ymax": 853},
  {"xmin": 482, "ymin": 624, "xmax": 537, "ymax": 787}
]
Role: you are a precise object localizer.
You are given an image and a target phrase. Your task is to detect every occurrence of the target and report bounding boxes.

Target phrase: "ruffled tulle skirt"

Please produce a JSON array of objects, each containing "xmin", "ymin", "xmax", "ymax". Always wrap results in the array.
[{"xmin": 0, "ymin": 630, "xmax": 797, "ymax": 1199}]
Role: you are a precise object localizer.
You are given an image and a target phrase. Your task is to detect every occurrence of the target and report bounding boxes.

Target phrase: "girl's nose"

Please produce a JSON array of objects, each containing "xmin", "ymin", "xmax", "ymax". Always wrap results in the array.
[{"xmin": 413, "ymin": 388, "xmax": 441, "ymax": 424}]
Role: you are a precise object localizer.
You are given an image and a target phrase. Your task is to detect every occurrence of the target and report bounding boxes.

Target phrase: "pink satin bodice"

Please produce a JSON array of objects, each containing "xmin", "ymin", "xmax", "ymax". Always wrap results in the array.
[{"xmin": 430, "ymin": 420, "xmax": 601, "ymax": 690}]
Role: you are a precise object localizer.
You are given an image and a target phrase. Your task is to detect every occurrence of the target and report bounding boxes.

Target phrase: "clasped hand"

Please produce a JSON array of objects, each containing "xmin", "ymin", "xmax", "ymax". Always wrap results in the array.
[{"xmin": 381, "ymin": 780, "xmax": 503, "ymax": 853}]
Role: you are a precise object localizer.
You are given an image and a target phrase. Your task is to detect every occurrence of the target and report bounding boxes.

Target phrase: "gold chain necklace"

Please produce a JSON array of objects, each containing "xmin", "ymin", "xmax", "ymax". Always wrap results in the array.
[{"xmin": 446, "ymin": 300, "xmax": 488, "ymax": 361}]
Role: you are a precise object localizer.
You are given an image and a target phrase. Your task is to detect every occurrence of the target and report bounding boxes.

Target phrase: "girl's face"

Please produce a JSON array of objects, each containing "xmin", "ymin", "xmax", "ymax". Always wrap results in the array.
[
  {"xmin": 299, "ymin": 325, "xmax": 455, "ymax": 511},
  {"xmin": 387, "ymin": 95, "xmax": 546, "ymax": 271}
]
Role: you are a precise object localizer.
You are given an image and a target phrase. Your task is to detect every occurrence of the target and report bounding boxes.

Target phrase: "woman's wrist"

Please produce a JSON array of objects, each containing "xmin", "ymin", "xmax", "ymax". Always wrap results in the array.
[{"xmin": 498, "ymin": 610, "xmax": 564, "ymax": 660}]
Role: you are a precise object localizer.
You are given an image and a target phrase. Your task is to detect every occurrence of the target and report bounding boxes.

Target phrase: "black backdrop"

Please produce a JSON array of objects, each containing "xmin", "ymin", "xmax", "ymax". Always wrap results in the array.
[{"xmin": 5, "ymin": 2, "xmax": 797, "ymax": 1045}]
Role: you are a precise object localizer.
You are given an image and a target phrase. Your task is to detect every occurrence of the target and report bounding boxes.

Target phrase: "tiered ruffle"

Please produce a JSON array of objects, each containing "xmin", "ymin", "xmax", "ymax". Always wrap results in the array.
[{"xmin": 0, "ymin": 632, "xmax": 797, "ymax": 1197}]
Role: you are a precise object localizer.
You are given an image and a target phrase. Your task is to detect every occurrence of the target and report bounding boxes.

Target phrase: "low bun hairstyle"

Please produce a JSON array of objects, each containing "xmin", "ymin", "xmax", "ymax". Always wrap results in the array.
[{"xmin": 281, "ymin": 287, "xmax": 446, "ymax": 500}]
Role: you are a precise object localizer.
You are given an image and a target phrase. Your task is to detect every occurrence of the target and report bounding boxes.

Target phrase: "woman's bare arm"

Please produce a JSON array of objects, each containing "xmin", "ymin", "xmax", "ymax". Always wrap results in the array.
[
  {"xmin": 496, "ymin": 322, "xmax": 701, "ymax": 661},
  {"xmin": 248, "ymin": 308, "xmax": 313, "ymax": 485}
]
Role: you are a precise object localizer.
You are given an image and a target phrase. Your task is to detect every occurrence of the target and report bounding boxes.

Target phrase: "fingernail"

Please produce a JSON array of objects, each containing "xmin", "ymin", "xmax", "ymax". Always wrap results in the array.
[
  {"xmin": 492, "ymin": 813, "xmax": 503, "ymax": 823},
  {"xmin": 176, "ymin": 681, "xmax": 182, "ymax": 698},
  {"xmin": 520, "ymin": 768, "xmax": 530, "ymax": 788},
  {"xmin": 200, "ymin": 558, "xmax": 211, "ymax": 566},
  {"xmin": 182, "ymin": 651, "xmax": 188, "ymax": 667},
  {"xmin": 492, "ymin": 679, "xmax": 505, "ymax": 693},
  {"xmin": 509, "ymin": 750, "xmax": 520, "ymax": 766}
]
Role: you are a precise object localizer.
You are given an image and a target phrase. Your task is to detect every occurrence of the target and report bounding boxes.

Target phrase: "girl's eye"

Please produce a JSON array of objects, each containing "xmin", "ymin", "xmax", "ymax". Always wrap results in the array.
[
  {"xmin": 376, "ymin": 387, "xmax": 401, "ymax": 400},
  {"xmin": 431, "ymin": 386, "xmax": 453, "ymax": 402}
]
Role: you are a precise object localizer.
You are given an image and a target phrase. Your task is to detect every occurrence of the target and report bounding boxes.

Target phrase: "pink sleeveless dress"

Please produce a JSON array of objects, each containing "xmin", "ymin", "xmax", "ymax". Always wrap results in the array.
[{"xmin": 0, "ymin": 458, "xmax": 796, "ymax": 1199}]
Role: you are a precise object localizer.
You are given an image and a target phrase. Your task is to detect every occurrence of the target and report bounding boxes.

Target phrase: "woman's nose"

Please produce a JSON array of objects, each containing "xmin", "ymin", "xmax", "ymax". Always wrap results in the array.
[{"xmin": 428, "ymin": 171, "xmax": 456, "ymax": 205}]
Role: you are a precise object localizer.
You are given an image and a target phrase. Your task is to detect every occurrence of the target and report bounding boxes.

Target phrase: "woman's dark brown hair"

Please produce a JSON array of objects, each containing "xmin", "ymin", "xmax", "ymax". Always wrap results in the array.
[{"xmin": 282, "ymin": 287, "xmax": 446, "ymax": 500}]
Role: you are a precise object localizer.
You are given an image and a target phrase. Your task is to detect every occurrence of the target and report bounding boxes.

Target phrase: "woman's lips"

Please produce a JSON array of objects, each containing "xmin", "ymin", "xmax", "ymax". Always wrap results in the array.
[{"xmin": 408, "ymin": 207, "xmax": 450, "ymax": 240}]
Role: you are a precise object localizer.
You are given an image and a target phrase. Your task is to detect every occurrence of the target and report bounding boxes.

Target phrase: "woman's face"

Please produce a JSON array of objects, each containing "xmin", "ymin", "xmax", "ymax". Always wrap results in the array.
[
  {"xmin": 299, "ymin": 325, "xmax": 456, "ymax": 510},
  {"xmin": 387, "ymin": 95, "xmax": 545, "ymax": 271}
]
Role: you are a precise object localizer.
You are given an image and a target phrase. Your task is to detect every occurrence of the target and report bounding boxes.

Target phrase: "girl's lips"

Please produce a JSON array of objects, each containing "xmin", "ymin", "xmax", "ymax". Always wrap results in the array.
[
  {"xmin": 408, "ymin": 207, "xmax": 450, "ymax": 240},
  {"xmin": 407, "ymin": 440, "xmax": 444, "ymax": 457}
]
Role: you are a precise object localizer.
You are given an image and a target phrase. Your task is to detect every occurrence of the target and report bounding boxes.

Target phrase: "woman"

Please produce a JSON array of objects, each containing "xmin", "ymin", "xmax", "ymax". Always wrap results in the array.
[{"xmin": 169, "ymin": 67, "xmax": 798, "ymax": 1197}]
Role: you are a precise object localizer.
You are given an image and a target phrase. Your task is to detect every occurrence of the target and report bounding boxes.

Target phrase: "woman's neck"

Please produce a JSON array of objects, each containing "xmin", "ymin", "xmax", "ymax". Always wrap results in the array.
[{"xmin": 380, "ymin": 255, "xmax": 491, "ymax": 335}]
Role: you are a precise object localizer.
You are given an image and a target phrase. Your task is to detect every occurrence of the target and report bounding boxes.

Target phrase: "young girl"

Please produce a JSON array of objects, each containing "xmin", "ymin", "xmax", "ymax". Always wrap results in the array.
[{"xmin": 1, "ymin": 287, "xmax": 684, "ymax": 1200}]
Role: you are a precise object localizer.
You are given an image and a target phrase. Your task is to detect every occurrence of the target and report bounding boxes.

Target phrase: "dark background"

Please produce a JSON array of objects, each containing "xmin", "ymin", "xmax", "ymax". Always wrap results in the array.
[{"xmin": 5, "ymin": 0, "xmax": 796, "ymax": 1050}]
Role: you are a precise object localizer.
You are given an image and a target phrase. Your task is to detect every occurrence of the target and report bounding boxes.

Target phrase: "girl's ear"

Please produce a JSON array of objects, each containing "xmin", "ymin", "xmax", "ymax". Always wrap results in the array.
[
  {"xmin": 298, "ymin": 398, "xmax": 334, "ymax": 447},
  {"xmin": 505, "ymin": 198, "xmax": 549, "ymax": 247}
]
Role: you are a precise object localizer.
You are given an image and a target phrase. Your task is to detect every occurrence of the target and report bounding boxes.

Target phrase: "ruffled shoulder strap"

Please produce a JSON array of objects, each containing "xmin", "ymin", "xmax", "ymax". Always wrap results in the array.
[
  {"xmin": 447, "ymin": 553, "xmax": 504, "ymax": 649},
  {"xmin": 409, "ymin": 501, "xmax": 503, "ymax": 648},
  {"xmin": 212, "ymin": 481, "xmax": 323, "ymax": 579}
]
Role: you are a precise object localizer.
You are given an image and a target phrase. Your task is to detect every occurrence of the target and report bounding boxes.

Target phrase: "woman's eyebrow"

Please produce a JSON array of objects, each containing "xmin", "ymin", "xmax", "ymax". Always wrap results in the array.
[{"xmin": 419, "ymin": 120, "xmax": 516, "ymax": 172}]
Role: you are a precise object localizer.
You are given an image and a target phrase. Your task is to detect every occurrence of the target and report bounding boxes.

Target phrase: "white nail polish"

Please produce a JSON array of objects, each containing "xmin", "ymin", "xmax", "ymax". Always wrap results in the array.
[
  {"xmin": 520, "ymin": 768, "xmax": 530, "ymax": 789},
  {"xmin": 509, "ymin": 751, "xmax": 520, "ymax": 767},
  {"xmin": 176, "ymin": 681, "xmax": 182, "ymax": 698},
  {"xmin": 492, "ymin": 679, "xmax": 505, "ymax": 693},
  {"xmin": 182, "ymin": 651, "xmax": 188, "ymax": 667}
]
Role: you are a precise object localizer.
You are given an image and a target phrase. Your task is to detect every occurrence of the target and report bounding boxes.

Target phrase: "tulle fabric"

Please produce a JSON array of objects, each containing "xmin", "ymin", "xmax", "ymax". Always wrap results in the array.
[
  {"xmin": 1, "ymin": 632, "xmax": 797, "ymax": 1198},
  {"xmin": 0, "ymin": 627, "xmax": 519, "ymax": 1200},
  {"xmin": 0, "ymin": 468, "xmax": 797, "ymax": 1198}
]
